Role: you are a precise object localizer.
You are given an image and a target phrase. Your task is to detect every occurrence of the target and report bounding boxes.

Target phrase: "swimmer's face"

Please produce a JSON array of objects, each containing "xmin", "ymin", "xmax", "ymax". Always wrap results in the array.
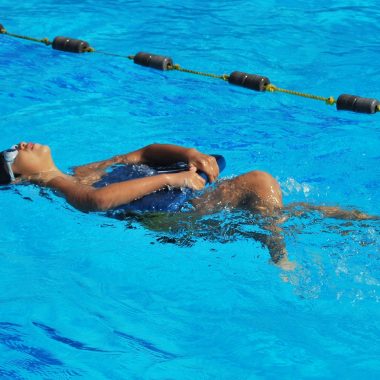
[{"xmin": 12, "ymin": 142, "xmax": 54, "ymax": 178}]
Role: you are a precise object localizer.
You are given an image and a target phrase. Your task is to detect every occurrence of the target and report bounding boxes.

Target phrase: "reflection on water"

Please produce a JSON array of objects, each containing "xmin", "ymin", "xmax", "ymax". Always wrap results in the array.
[{"xmin": 123, "ymin": 209, "xmax": 274, "ymax": 245}]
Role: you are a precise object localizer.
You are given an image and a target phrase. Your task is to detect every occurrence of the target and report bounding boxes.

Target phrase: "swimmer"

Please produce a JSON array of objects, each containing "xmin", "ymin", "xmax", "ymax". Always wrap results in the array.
[
  {"xmin": 0, "ymin": 142, "xmax": 283, "ymax": 213},
  {"xmin": 0, "ymin": 142, "xmax": 377, "ymax": 270}
]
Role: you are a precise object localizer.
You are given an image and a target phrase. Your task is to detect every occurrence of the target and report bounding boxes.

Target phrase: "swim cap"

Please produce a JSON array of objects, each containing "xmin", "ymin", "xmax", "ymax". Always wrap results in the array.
[
  {"xmin": 0, "ymin": 145, "xmax": 19, "ymax": 185},
  {"xmin": 0, "ymin": 154, "xmax": 12, "ymax": 185}
]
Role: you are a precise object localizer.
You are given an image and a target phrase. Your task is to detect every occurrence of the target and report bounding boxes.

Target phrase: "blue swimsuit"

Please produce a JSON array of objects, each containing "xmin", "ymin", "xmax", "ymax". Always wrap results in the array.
[{"xmin": 93, "ymin": 155, "xmax": 226, "ymax": 213}]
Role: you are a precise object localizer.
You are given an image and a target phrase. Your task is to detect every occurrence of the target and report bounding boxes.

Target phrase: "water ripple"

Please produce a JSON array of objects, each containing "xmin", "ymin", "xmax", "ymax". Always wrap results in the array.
[{"xmin": 32, "ymin": 321, "xmax": 107, "ymax": 353}]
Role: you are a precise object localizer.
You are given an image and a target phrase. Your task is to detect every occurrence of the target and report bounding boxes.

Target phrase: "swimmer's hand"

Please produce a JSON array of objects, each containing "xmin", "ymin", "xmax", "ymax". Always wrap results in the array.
[
  {"xmin": 167, "ymin": 167, "xmax": 206, "ymax": 190},
  {"xmin": 187, "ymin": 149, "xmax": 219, "ymax": 183}
]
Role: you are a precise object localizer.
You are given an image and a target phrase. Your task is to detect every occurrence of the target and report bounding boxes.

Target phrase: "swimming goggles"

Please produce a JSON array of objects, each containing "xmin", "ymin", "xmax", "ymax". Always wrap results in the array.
[{"xmin": 1, "ymin": 145, "xmax": 19, "ymax": 182}]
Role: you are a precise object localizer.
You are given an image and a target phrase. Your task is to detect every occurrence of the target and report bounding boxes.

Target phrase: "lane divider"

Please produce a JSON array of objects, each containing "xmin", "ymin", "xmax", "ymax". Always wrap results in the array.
[{"xmin": 1, "ymin": 24, "xmax": 379, "ymax": 115}]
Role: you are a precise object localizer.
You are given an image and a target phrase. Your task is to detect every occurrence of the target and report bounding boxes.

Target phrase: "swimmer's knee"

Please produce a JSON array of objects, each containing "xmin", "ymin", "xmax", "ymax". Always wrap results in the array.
[
  {"xmin": 243, "ymin": 171, "xmax": 282, "ymax": 192},
  {"xmin": 245, "ymin": 170, "xmax": 277, "ymax": 183},
  {"xmin": 237, "ymin": 170, "xmax": 283, "ymax": 210}
]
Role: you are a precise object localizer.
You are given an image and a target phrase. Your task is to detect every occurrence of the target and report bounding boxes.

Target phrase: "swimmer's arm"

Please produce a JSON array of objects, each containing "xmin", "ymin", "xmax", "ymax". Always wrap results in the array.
[
  {"xmin": 116, "ymin": 144, "xmax": 195, "ymax": 165},
  {"xmin": 71, "ymin": 145, "xmax": 192, "ymax": 176},
  {"xmin": 73, "ymin": 144, "xmax": 219, "ymax": 181},
  {"xmin": 119, "ymin": 144, "xmax": 219, "ymax": 182},
  {"xmin": 47, "ymin": 170, "xmax": 205, "ymax": 212},
  {"xmin": 72, "ymin": 155, "xmax": 121, "ymax": 177},
  {"xmin": 47, "ymin": 175, "xmax": 172, "ymax": 211}
]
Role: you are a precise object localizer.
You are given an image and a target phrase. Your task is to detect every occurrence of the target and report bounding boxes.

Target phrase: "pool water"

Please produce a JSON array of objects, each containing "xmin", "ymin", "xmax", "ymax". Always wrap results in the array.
[{"xmin": 1, "ymin": 0, "xmax": 379, "ymax": 378}]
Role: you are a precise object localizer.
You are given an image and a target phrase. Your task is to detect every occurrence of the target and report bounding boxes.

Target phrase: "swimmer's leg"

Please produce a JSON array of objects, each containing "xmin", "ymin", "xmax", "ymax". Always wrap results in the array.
[
  {"xmin": 192, "ymin": 170, "xmax": 295, "ymax": 270},
  {"xmin": 284, "ymin": 202, "xmax": 379, "ymax": 221}
]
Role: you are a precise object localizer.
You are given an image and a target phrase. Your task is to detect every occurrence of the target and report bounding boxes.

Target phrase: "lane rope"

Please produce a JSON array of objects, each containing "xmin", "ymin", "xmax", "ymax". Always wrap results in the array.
[
  {"xmin": 265, "ymin": 84, "xmax": 336, "ymax": 106},
  {"xmin": 170, "ymin": 64, "xmax": 229, "ymax": 81},
  {"xmin": 2, "ymin": 29, "xmax": 51, "ymax": 45},
  {"xmin": 1, "ymin": 24, "xmax": 378, "ymax": 115}
]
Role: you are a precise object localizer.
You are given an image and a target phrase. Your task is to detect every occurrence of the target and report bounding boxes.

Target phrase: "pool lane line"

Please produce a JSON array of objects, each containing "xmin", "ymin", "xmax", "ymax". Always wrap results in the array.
[{"xmin": 1, "ymin": 24, "xmax": 379, "ymax": 115}]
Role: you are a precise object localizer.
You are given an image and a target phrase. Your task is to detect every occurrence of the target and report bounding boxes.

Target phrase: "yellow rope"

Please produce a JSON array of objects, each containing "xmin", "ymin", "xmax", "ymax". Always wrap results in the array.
[
  {"xmin": 169, "ymin": 64, "xmax": 229, "ymax": 81},
  {"xmin": 3, "ymin": 31, "xmax": 51, "ymax": 45},
  {"xmin": 265, "ymin": 84, "xmax": 336, "ymax": 105}
]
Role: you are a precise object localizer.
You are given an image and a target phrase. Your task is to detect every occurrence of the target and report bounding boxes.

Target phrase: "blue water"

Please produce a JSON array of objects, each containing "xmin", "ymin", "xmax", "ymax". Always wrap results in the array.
[{"xmin": 1, "ymin": 0, "xmax": 380, "ymax": 378}]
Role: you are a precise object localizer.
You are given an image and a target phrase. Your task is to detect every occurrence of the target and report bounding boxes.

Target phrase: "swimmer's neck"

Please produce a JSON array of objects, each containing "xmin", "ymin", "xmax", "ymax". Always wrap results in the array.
[
  {"xmin": 29, "ymin": 166, "xmax": 75, "ymax": 186},
  {"xmin": 45, "ymin": 171, "xmax": 74, "ymax": 185}
]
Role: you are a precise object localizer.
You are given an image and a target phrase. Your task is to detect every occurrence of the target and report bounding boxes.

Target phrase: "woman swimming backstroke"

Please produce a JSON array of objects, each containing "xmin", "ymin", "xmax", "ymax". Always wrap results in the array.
[{"xmin": 0, "ymin": 142, "xmax": 376, "ymax": 269}]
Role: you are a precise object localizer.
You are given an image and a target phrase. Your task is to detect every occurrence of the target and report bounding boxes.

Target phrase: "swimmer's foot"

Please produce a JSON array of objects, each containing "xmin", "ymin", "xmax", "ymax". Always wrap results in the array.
[{"xmin": 275, "ymin": 256, "xmax": 297, "ymax": 271}]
